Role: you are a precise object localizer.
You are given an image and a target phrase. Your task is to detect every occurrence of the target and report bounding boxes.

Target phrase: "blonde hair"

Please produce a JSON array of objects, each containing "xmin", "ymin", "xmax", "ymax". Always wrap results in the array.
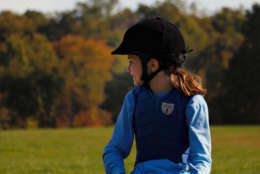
[{"xmin": 168, "ymin": 68, "xmax": 207, "ymax": 96}]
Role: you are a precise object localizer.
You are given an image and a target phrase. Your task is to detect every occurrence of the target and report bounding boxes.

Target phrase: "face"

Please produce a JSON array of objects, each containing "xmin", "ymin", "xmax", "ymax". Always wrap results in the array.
[{"xmin": 127, "ymin": 55, "xmax": 143, "ymax": 86}]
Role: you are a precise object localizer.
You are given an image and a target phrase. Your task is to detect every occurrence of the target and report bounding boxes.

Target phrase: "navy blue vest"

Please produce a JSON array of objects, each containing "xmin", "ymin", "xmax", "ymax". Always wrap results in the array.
[{"xmin": 133, "ymin": 86, "xmax": 190, "ymax": 165}]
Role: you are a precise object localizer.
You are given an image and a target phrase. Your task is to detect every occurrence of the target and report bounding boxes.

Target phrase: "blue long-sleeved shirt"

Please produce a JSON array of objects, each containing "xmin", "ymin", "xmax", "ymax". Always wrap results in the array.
[{"xmin": 103, "ymin": 88, "xmax": 211, "ymax": 174}]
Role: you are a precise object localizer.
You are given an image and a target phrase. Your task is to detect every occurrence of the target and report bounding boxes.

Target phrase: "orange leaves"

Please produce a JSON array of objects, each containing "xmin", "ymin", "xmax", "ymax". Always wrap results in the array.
[
  {"xmin": 52, "ymin": 35, "xmax": 115, "ymax": 127},
  {"xmin": 53, "ymin": 35, "xmax": 114, "ymax": 75},
  {"xmin": 84, "ymin": 39, "xmax": 114, "ymax": 71},
  {"xmin": 54, "ymin": 35, "xmax": 114, "ymax": 104},
  {"xmin": 54, "ymin": 35, "xmax": 85, "ymax": 57},
  {"xmin": 73, "ymin": 107, "xmax": 112, "ymax": 127},
  {"xmin": 55, "ymin": 35, "xmax": 114, "ymax": 70},
  {"xmin": 221, "ymin": 50, "xmax": 233, "ymax": 69}
]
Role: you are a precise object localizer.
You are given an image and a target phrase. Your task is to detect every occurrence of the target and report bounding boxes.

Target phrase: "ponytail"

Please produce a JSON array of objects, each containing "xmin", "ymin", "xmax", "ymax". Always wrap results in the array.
[{"xmin": 169, "ymin": 68, "xmax": 207, "ymax": 96}]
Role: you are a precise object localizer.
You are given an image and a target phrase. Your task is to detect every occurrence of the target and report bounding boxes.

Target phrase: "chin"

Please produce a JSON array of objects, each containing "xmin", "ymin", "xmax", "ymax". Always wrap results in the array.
[{"xmin": 134, "ymin": 81, "xmax": 143, "ymax": 86}]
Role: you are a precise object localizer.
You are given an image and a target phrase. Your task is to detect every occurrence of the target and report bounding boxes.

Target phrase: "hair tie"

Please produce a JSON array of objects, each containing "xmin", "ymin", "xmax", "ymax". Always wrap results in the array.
[{"xmin": 173, "ymin": 69, "xmax": 178, "ymax": 75}]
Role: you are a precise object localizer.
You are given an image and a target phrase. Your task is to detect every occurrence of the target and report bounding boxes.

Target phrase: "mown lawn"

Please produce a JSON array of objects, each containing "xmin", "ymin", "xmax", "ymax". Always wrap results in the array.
[{"xmin": 0, "ymin": 126, "xmax": 260, "ymax": 174}]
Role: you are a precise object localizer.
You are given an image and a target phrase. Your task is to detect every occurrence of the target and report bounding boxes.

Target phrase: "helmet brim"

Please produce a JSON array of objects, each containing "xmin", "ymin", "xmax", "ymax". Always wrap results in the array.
[{"xmin": 111, "ymin": 43, "xmax": 128, "ymax": 55}]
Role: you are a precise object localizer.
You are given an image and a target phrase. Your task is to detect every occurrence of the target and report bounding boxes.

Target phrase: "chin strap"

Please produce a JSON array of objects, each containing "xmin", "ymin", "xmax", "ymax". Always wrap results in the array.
[
  {"xmin": 139, "ymin": 55, "xmax": 163, "ymax": 88},
  {"xmin": 137, "ymin": 52, "xmax": 187, "ymax": 88}
]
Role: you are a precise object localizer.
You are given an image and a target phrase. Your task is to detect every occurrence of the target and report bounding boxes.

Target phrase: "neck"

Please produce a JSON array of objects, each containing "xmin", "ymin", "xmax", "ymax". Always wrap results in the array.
[{"xmin": 149, "ymin": 71, "xmax": 173, "ymax": 93}]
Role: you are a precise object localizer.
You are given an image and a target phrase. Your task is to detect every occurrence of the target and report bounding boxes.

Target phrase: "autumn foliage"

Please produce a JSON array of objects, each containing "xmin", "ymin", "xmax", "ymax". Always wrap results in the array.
[
  {"xmin": 53, "ymin": 35, "xmax": 114, "ymax": 127},
  {"xmin": 1, "ymin": 1, "xmax": 260, "ymax": 129}
]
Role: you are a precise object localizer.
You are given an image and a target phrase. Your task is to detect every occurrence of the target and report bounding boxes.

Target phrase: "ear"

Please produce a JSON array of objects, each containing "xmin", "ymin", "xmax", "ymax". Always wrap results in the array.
[{"xmin": 148, "ymin": 58, "xmax": 159, "ymax": 73}]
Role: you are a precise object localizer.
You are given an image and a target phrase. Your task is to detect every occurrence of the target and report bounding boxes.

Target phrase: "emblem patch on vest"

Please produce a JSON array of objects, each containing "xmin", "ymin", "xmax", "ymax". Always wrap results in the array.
[{"xmin": 161, "ymin": 102, "xmax": 174, "ymax": 116}]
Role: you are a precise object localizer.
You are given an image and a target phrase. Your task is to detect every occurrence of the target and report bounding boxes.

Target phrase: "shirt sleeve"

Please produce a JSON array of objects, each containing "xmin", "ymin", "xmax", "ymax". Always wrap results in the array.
[
  {"xmin": 185, "ymin": 95, "xmax": 212, "ymax": 174},
  {"xmin": 102, "ymin": 91, "xmax": 135, "ymax": 174}
]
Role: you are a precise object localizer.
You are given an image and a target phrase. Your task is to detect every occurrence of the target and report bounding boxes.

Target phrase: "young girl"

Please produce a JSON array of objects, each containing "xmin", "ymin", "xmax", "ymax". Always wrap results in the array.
[{"xmin": 103, "ymin": 17, "xmax": 211, "ymax": 174}]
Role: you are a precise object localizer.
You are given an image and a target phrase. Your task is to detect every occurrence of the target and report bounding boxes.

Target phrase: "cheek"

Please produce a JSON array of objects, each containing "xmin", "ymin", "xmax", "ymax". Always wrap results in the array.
[
  {"xmin": 127, "ymin": 64, "xmax": 131, "ymax": 72},
  {"xmin": 129, "ymin": 64, "xmax": 136, "ymax": 73},
  {"xmin": 137, "ymin": 65, "xmax": 142, "ymax": 75}
]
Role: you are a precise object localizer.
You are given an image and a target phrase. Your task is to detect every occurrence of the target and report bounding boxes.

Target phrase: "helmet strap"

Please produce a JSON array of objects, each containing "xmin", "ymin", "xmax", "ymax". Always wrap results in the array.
[{"xmin": 140, "ymin": 55, "xmax": 163, "ymax": 88}]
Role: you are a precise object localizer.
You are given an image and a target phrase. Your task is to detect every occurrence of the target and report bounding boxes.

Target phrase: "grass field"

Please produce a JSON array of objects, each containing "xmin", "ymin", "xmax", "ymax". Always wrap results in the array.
[{"xmin": 0, "ymin": 126, "xmax": 260, "ymax": 174}]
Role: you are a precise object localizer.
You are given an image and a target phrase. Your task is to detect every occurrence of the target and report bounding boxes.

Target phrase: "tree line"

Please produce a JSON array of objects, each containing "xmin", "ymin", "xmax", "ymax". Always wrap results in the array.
[{"xmin": 0, "ymin": 0, "xmax": 259, "ymax": 129}]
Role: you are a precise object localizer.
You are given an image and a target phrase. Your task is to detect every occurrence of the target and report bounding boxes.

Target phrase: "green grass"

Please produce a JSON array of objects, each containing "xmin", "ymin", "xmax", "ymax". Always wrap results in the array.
[
  {"xmin": 210, "ymin": 126, "xmax": 260, "ymax": 174},
  {"xmin": 0, "ymin": 126, "xmax": 260, "ymax": 174}
]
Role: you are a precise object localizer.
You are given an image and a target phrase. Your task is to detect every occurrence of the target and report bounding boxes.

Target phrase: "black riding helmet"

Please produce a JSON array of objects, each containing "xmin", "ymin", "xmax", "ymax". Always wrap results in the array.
[{"xmin": 112, "ymin": 17, "xmax": 189, "ymax": 87}]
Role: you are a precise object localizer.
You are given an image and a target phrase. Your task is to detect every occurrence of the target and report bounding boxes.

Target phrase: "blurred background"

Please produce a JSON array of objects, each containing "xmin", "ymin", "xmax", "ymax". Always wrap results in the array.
[{"xmin": 0, "ymin": 0, "xmax": 260, "ymax": 129}]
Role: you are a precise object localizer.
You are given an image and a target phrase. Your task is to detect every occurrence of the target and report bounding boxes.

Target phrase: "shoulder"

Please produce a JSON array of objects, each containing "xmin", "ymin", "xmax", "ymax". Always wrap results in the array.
[
  {"xmin": 187, "ymin": 94, "xmax": 207, "ymax": 108},
  {"xmin": 125, "ymin": 85, "xmax": 144, "ymax": 99},
  {"xmin": 124, "ymin": 90, "xmax": 134, "ymax": 104},
  {"xmin": 186, "ymin": 94, "xmax": 208, "ymax": 120},
  {"xmin": 185, "ymin": 95, "xmax": 210, "ymax": 133},
  {"xmin": 123, "ymin": 86, "xmax": 140, "ymax": 109},
  {"xmin": 124, "ymin": 85, "xmax": 147, "ymax": 108}
]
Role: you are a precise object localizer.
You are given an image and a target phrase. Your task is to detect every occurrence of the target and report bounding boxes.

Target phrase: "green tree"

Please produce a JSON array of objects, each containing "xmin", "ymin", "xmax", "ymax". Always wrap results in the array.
[
  {"xmin": 182, "ymin": 8, "xmax": 246, "ymax": 124},
  {"xmin": 101, "ymin": 72, "xmax": 132, "ymax": 122},
  {"xmin": 137, "ymin": 1, "xmax": 181, "ymax": 21},
  {"xmin": 212, "ymin": 7, "xmax": 246, "ymax": 34},
  {"xmin": 0, "ymin": 11, "xmax": 35, "ymax": 40},
  {"xmin": 220, "ymin": 4, "xmax": 260, "ymax": 124},
  {"xmin": 0, "ymin": 11, "xmax": 62, "ymax": 127},
  {"xmin": 24, "ymin": 10, "xmax": 49, "ymax": 29}
]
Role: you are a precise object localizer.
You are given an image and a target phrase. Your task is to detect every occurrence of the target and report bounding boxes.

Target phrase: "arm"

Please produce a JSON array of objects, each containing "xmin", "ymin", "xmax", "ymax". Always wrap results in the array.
[
  {"xmin": 185, "ymin": 95, "xmax": 212, "ymax": 174},
  {"xmin": 103, "ymin": 91, "xmax": 135, "ymax": 174}
]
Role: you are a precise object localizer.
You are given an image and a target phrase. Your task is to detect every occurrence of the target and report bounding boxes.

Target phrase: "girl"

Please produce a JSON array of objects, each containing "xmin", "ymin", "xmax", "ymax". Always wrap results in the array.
[{"xmin": 103, "ymin": 17, "xmax": 211, "ymax": 174}]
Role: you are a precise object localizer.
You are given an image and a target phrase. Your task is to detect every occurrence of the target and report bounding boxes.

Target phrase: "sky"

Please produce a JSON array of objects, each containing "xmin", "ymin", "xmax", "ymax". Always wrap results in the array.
[{"xmin": 0, "ymin": 0, "xmax": 259, "ymax": 15}]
